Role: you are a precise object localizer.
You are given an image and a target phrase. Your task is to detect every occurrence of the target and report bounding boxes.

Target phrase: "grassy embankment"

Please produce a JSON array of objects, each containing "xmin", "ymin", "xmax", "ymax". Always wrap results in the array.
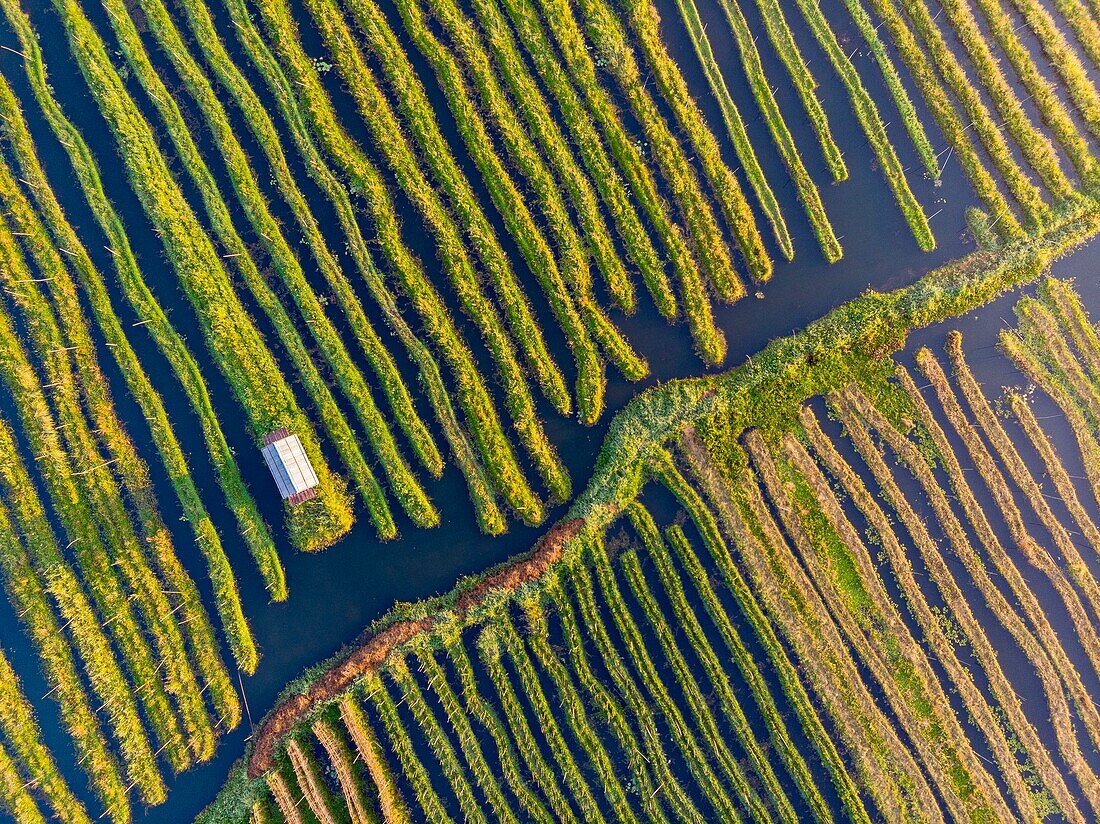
[{"xmin": 201, "ymin": 171, "xmax": 1100, "ymax": 821}]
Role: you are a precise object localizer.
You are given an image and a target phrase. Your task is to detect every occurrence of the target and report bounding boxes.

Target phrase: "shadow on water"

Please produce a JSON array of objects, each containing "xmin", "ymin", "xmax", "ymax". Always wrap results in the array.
[{"xmin": 1, "ymin": 0, "xmax": 1096, "ymax": 817}]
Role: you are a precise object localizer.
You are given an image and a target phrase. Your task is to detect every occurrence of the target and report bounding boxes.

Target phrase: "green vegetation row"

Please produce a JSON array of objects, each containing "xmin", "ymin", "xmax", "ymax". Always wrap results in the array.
[
  {"xmin": 402, "ymin": 0, "xmax": 650, "ymax": 390},
  {"xmin": 179, "ymin": 0, "xmax": 510, "ymax": 533},
  {"xmin": 46, "ymin": 0, "xmax": 355, "ymax": 551},
  {"xmin": 322, "ymin": 0, "xmax": 609, "ymax": 424},
  {"xmin": 105, "ymin": 0, "xmax": 441, "ymax": 527},
  {"xmin": 0, "ymin": 226, "xmax": 197, "ymax": 782},
  {"xmin": 854, "ymin": 0, "xmax": 1100, "ymax": 238},
  {"xmin": 469, "ymin": 0, "xmax": 675, "ymax": 317},
  {"xmin": 0, "ymin": 0, "xmax": 284, "ymax": 600},
  {"xmin": 0, "ymin": 250, "xmax": 217, "ymax": 816},
  {"xmin": 90, "ymin": 0, "xmax": 408, "ymax": 537},
  {"xmin": 277, "ymin": 0, "xmax": 576, "ymax": 423},
  {"xmin": 202, "ymin": 192, "xmax": 1100, "ymax": 821},
  {"xmin": 712, "ymin": 0, "xmax": 842, "ymax": 261},
  {"xmin": 9, "ymin": 0, "xmax": 1100, "ymax": 816},
  {"xmin": 0, "ymin": 68, "xmax": 257, "ymax": 675},
  {"xmin": 791, "ymin": 0, "xmax": 934, "ymax": 249},
  {"xmin": 235, "ymin": 0, "xmax": 557, "ymax": 522},
  {"xmin": 532, "ymin": 0, "xmax": 730, "ymax": 361},
  {"xmin": 616, "ymin": 0, "xmax": 773, "ymax": 279},
  {"xmin": 672, "ymin": 0, "xmax": 792, "ymax": 260},
  {"xmin": 0, "ymin": 160, "xmax": 234, "ymax": 761}
]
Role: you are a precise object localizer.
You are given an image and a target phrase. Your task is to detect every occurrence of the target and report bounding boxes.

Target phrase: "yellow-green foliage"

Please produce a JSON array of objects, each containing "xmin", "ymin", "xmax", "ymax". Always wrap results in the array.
[
  {"xmin": 0, "ymin": 83, "xmax": 257, "ymax": 676},
  {"xmin": 45, "ymin": 0, "xmax": 354, "ymax": 550},
  {"xmin": 713, "ymin": 0, "xmax": 842, "ymax": 261},
  {"xmin": 0, "ymin": 0, "xmax": 283, "ymax": 598}
]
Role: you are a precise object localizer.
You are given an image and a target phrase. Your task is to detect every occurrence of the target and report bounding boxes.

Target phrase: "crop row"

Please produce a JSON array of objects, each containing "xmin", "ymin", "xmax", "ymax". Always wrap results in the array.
[
  {"xmin": 617, "ymin": 543, "xmax": 783, "ymax": 823},
  {"xmin": 673, "ymin": 0, "xmax": 792, "ymax": 260},
  {"xmin": 467, "ymin": 0, "xmax": 672, "ymax": 316},
  {"xmin": 0, "ymin": 484, "xmax": 128, "ymax": 819},
  {"xmin": 0, "ymin": 79, "xmax": 257, "ymax": 676},
  {"xmin": 969, "ymin": 0, "xmax": 1095, "ymax": 182},
  {"xmin": 0, "ymin": 648, "xmax": 88, "ymax": 823},
  {"xmin": 311, "ymin": 716, "xmax": 373, "ymax": 823},
  {"xmin": 503, "ymin": 0, "xmax": 725, "ymax": 362},
  {"xmin": 351, "ymin": 0, "xmax": 618, "ymax": 424},
  {"xmin": 754, "ymin": 0, "xmax": 847, "ymax": 182},
  {"xmin": 520, "ymin": 602, "xmax": 640, "ymax": 823},
  {"xmin": 47, "ymin": 0, "xmax": 354, "ymax": 551},
  {"xmin": 700, "ymin": 444, "xmax": 927, "ymax": 821},
  {"xmin": 634, "ymin": 506, "xmax": 831, "ymax": 821},
  {"xmin": 0, "ymin": 154, "xmax": 219, "ymax": 772},
  {"xmin": 117, "ymin": 0, "xmax": 442, "ymax": 526},
  {"xmin": 235, "ymin": 0, "xmax": 556, "ymax": 522},
  {"xmin": 621, "ymin": 521, "xmax": 794, "ymax": 821},
  {"xmin": 420, "ymin": 0, "xmax": 637, "ymax": 327},
  {"xmin": 839, "ymin": 384, "xmax": 1100, "ymax": 814},
  {"xmin": 368, "ymin": 674, "xmax": 453, "ymax": 821},
  {"xmin": 1009, "ymin": 0, "xmax": 1100, "ymax": 139},
  {"xmin": 292, "ymin": 0, "xmax": 577, "ymax": 421},
  {"xmin": 93, "ymin": 0, "xmax": 411, "ymax": 537},
  {"xmin": 897, "ymin": 0, "xmax": 1048, "ymax": 222},
  {"xmin": 0, "ymin": 224, "xmax": 208, "ymax": 767},
  {"xmin": 180, "ymin": 0, "xmax": 506, "ymax": 535},
  {"xmin": 286, "ymin": 738, "xmax": 339, "ymax": 824},
  {"xmin": 712, "ymin": 0, "xmax": 842, "ymax": 261},
  {"xmin": 417, "ymin": 651, "xmax": 518, "ymax": 823},
  {"xmin": 339, "ymin": 695, "xmax": 410, "ymax": 822},
  {"xmin": 755, "ymin": 428, "xmax": 1012, "ymax": 821},
  {"xmin": 673, "ymin": 440, "xmax": 950, "ymax": 814},
  {"xmin": 792, "ymin": 0, "xmax": 933, "ymax": 249},
  {"xmin": 446, "ymin": 642, "xmax": 557, "ymax": 823},
  {"xmin": 649, "ymin": 448, "xmax": 882, "ymax": 820},
  {"xmin": 540, "ymin": 0, "xmax": 742, "ymax": 300},
  {"xmin": 0, "ymin": 152, "xmax": 240, "ymax": 732},
  {"xmin": 536, "ymin": 590, "xmax": 666, "ymax": 821},
  {"xmin": 797, "ymin": 406, "xmax": 1063, "ymax": 821},
  {"xmin": 0, "ymin": 421, "xmax": 163, "ymax": 817},
  {"xmin": 671, "ymin": 439, "xmax": 872, "ymax": 823},
  {"xmin": 0, "ymin": 306, "xmax": 176, "ymax": 801},
  {"xmin": 618, "ymin": 0, "xmax": 773, "ymax": 281},
  {"xmin": 862, "ymin": 0, "xmax": 1023, "ymax": 236},
  {"xmin": 581, "ymin": 550, "xmax": 742, "ymax": 821},
  {"xmin": 471, "ymin": 630, "xmax": 583, "ymax": 820},
  {"xmin": 915, "ymin": 0, "xmax": 1073, "ymax": 202},
  {"xmin": 829, "ymin": 390, "xmax": 1086, "ymax": 816},
  {"xmin": 482, "ymin": 619, "xmax": 606, "ymax": 820},
  {"xmin": 557, "ymin": 570, "xmax": 702, "ymax": 821},
  {"xmin": 918, "ymin": 346, "xmax": 1100, "ymax": 681},
  {"xmin": 0, "ymin": 2, "xmax": 284, "ymax": 598}
]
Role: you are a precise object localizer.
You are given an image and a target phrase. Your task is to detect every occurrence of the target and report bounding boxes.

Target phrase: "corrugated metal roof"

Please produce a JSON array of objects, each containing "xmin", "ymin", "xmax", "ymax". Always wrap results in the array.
[{"xmin": 261, "ymin": 432, "xmax": 319, "ymax": 502}]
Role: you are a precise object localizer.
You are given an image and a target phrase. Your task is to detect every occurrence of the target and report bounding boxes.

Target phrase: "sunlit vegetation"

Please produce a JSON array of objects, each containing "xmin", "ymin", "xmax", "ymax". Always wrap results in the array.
[
  {"xmin": 713, "ymin": 0, "xmax": 842, "ymax": 261},
  {"xmin": 615, "ymin": 0, "xmax": 772, "ymax": 281},
  {"xmin": 204, "ymin": 191, "xmax": 1100, "ymax": 820},
  {"xmin": 791, "ymin": 0, "xmax": 933, "ymax": 249},
  {"xmin": 671, "ymin": 0, "xmax": 792, "ymax": 259},
  {"xmin": 0, "ymin": 77, "xmax": 257, "ymax": 675},
  {"xmin": 103, "ymin": 0, "xmax": 438, "ymax": 529},
  {"xmin": 2, "ymin": 0, "xmax": 1100, "ymax": 815}
]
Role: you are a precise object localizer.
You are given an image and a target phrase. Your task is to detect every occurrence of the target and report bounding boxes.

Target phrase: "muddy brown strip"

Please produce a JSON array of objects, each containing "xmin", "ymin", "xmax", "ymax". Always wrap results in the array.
[{"xmin": 248, "ymin": 518, "xmax": 584, "ymax": 777}]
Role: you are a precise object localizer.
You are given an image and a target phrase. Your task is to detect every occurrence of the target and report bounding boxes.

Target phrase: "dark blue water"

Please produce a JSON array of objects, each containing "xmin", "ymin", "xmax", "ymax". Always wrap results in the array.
[{"xmin": 0, "ymin": 0, "xmax": 1093, "ymax": 818}]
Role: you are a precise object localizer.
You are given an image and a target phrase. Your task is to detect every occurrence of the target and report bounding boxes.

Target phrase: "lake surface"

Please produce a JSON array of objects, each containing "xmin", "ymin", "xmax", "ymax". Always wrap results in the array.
[{"xmin": 0, "ymin": 0, "xmax": 1093, "ymax": 818}]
